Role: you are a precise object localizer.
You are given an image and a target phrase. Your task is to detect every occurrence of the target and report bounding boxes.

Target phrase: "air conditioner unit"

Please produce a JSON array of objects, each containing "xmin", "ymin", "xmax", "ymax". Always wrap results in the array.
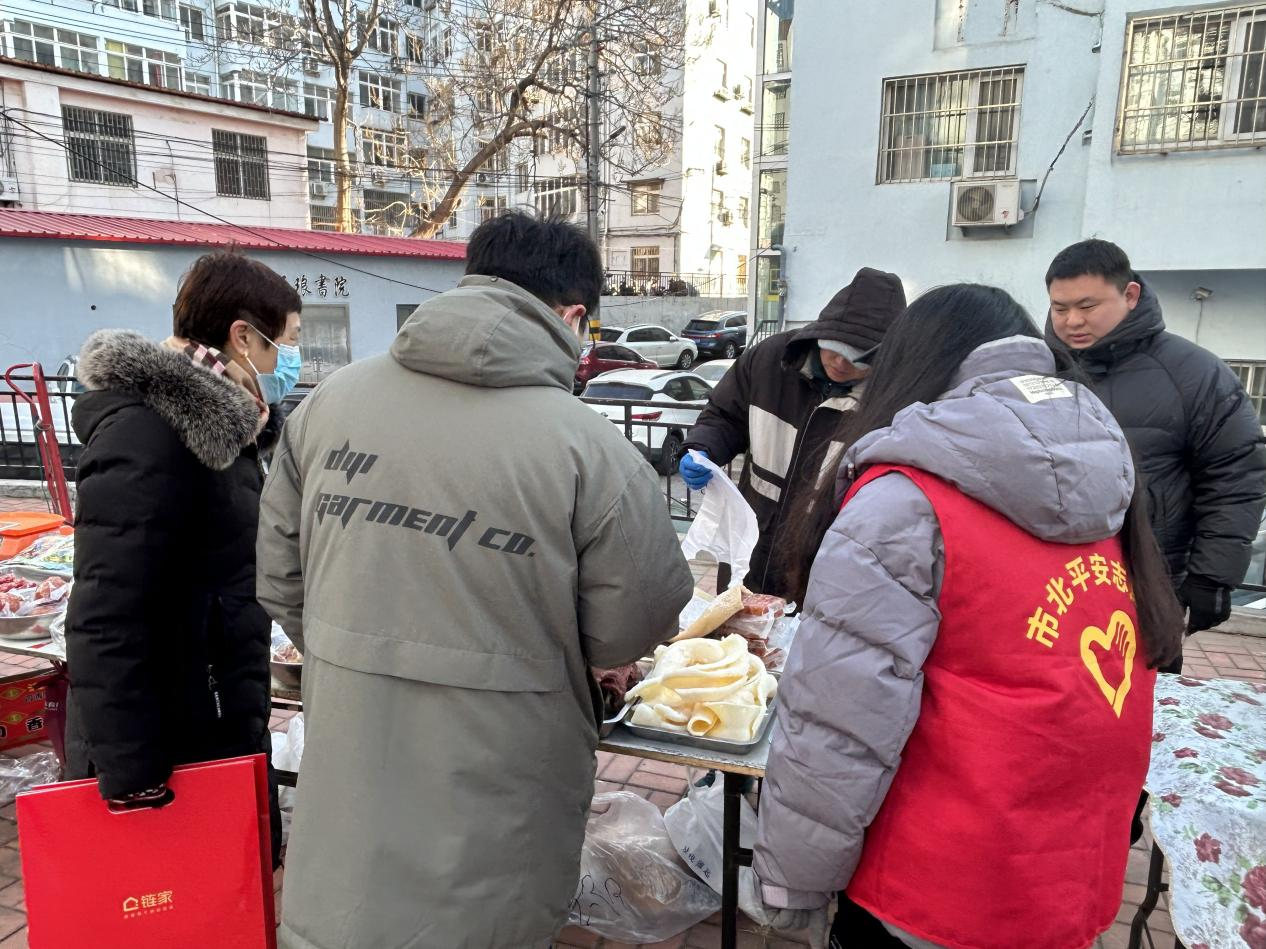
[
  {"xmin": 370, "ymin": 171, "xmax": 388, "ymax": 186},
  {"xmin": 719, "ymin": 210, "xmax": 733, "ymax": 226},
  {"xmin": 951, "ymin": 178, "xmax": 1023, "ymax": 228},
  {"xmin": 714, "ymin": 87, "xmax": 731, "ymax": 100},
  {"xmin": 0, "ymin": 177, "xmax": 19, "ymax": 201},
  {"xmin": 302, "ymin": 56, "xmax": 321, "ymax": 75},
  {"xmin": 309, "ymin": 181, "xmax": 328, "ymax": 198}
]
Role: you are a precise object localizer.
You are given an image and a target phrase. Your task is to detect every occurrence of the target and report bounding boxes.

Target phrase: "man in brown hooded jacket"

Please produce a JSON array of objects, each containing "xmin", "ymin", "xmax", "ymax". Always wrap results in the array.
[{"xmin": 681, "ymin": 267, "xmax": 906, "ymax": 596}]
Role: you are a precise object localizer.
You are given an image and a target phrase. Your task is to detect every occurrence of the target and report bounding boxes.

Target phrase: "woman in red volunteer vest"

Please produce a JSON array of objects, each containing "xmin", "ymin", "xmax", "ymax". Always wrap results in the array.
[{"xmin": 752, "ymin": 285, "xmax": 1185, "ymax": 949}]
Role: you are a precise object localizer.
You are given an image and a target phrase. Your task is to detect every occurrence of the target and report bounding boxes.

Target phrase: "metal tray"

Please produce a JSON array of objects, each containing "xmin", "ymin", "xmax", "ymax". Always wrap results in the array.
[{"xmin": 620, "ymin": 698, "xmax": 776, "ymax": 754}]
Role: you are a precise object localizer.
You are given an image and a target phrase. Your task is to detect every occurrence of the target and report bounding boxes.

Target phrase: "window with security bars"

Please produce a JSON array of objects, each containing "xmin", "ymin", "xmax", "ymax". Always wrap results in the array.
[
  {"xmin": 62, "ymin": 106, "xmax": 136, "ymax": 187},
  {"xmin": 363, "ymin": 189, "xmax": 413, "ymax": 234},
  {"xmin": 310, "ymin": 204, "xmax": 338, "ymax": 231},
  {"xmin": 878, "ymin": 67, "xmax": 1024, "ymax": 183},
  {"xmin": 1118, "ymin": 5, "xmax": 1266, "ymax": 153},
  {"xmin": 1228, "ymin": 361, "xmax": 1266, "ymax": 425},
  {"xmin": 213, "ymin": 129, "xmax": 270, "ymax": 200},
  {"xmin": 534, "ymin": 176, "xmax": 579, "ymax": 217}
]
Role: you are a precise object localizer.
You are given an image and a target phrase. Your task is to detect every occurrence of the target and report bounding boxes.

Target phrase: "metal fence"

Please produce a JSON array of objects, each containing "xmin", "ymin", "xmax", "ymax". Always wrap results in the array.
[
  {"xmin": 601, "ymin": 270, "xmax": 742, "ymax": 299},
  {"xmin": 8, "ymin": 376, "xmax": 1265, "ymax": 597}
]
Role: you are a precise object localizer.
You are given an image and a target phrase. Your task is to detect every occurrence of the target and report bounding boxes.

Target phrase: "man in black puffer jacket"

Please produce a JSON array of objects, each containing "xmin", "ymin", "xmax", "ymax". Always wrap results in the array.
[
  {"xmin": 681, "ymin": 267, "xmax": 906, "ymax": 596},
  {"xmin": 1046, "ymin": 239, "xmax": 1266, "ymax": 641}
]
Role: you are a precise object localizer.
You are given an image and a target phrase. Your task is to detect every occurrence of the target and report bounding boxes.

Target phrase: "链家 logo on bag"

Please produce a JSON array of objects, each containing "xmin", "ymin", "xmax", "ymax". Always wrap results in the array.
[
  {"xmin": 325, "ymin": 441, "xmax": 378, "ymax": 484},
  {"xmin": 122, "ymin": 890, "xmax": 175, "ymax": 918}
]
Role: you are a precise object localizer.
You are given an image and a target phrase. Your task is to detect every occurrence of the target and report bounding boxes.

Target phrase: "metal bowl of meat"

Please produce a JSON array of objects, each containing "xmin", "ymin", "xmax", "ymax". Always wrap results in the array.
[{"xmin": 270, "ymin": 641, "xmax": 303, "ymax": 689}]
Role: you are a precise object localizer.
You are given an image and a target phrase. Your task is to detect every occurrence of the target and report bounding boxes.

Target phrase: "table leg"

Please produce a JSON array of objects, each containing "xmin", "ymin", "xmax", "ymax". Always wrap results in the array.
[
  {"xmin": 1127, "ymin": 842, "xmax": 1168, "ymax": 949},
  {"xmin": 722, "ymin": 771, "xmax": 741, "ymax": 949}
]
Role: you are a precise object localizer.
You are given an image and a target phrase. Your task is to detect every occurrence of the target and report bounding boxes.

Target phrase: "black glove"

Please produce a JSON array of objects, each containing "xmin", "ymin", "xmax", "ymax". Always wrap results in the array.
[{"xmin": 1179, "ymin": 575, "xmax": 1232, "ymax": 633}]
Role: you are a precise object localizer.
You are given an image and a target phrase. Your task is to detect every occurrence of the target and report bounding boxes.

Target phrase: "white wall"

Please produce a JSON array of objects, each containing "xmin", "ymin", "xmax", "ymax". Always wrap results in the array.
[
  {"xmin": 0, "ymin": 63, "xmax": 315, "ymax": 226},
  {"xmin": 782, "ymin": 0, "xmax": 1266, "ymax": 345},
  {"xmin": 0, "ymin": 238, "xmax": 466, "ymax": 370}
]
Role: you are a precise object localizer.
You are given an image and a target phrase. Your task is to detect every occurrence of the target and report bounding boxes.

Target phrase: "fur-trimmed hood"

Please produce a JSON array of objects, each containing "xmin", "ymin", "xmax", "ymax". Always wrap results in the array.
[{"xmin": 74, "ymin": 330, "xmax": 261, "ymax": 470}]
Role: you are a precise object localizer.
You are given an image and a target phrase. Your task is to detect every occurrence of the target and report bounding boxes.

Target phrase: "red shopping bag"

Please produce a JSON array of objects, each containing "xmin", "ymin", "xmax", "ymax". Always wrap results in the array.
[{"xmin": 16, "ymin": 754, "xmax": 276, "ymax": 949}]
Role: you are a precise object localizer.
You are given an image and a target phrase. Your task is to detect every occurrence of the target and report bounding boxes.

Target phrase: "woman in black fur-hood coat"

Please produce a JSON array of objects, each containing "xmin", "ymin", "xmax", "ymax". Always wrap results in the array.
[{"xmin": 64, "ymin": 252, "xmax": 300, "ymax": 866}]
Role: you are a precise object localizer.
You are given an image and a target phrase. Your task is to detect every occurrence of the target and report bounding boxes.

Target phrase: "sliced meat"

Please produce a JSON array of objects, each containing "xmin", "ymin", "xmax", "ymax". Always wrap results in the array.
[
  {"xmin": 740, "ymin": 593, "xmax": 787, "ymax": 617},
  {"xmin": 594, "ymin": 663, "xmax": 645, "ymax": 718}
]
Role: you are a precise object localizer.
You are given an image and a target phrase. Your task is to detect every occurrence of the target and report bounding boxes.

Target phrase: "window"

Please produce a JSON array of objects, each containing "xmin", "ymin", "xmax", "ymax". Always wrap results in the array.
[
  {"xmin": 474, "ymin": 88, "xmax": 497, "ymax": 113},
  {"xmin": 736, "ymin": 256, "xmax": 748, "ymax": 294},
  {"xmin": 516, "ymin": 162, "xmax": 531, "ymax": 192},
  {"xmin": 221, "ymin": 70, "xmax": 299, "ymax": 111},
  {"xmin": 426, "ymin": 23, "xmax": 452, "ymax": 65},
  {"xmin": 478, "ymin": 195, "xmax": 508, "ymax": 223},
  {"xmin": 633, "ymin": 40, "xmax": 662, "ymax": 76},
  {"xmin": 408, "ymin": 92, "xmax": 429, "ymax": 119},
  {"xmin": 763, "ymin": 2, "xmax": 793, "ymax": 73},
  {"xmin": 635, "ymin": 113, "xmax": 667, "ymax": 148},
  {"xmin": 878, "ymin": 66, "xmax": 1024, "ymax": 183},
  {"xmin": 361, "ymin": 128, "xmax": 407, "ymax": 166},
  {"xmin": 406, "ymin": 33, "xmax": 427, "ymax": 65},
  {"xmin": 215, "ymin": 2, "xmax": 277, "ymax": 44},
  {"xmin": 310, "ymin": 204, "xmax": 338, "ymax": 231},
  {"xmin": 62, "ymin": 106, "xmax": 135, "ymax": 186},
  {"xmin": 738, "ymin": 196, "xmax": 749, "ymax": 227},
  {"xmin": 1119, "ymin": 6, "xmax": 1266, "ymax": 152},
  {"xmin": 10, "ymin": 23, "xmax": 102, "ymax": 74},
  {"xmin": 396, "ymin": 304, "xmax": 420, "ymax": 330},
  {"xmin": 715, "ymin": 59, "xmax": 729, "ymax": 95},
  {"xmin": 108, "ymin": 0, "xmax": 177, "ymax": 17},
  {"xmin": 301, "ymin": 305, "xmax": 352, "ymax": 382},
  {"xmin": 213, "ymin": 129, "xmax": 270, "ymax": 199},
  {"xmin": 683, "ymin": 378, "xmax": 712, "ymax": 401},
  {"xmin": 761, "ymin": 78, "xmax": 791, "ymax": 157},
  {"xmin": 1229, "ymin": 361, "xmax": 1266, "ymax": 424},
  {"xmin": 107, "ymin": 41, "xmax": 182, "ymax": 89},
  {"xmin": 746, "ymin": 13, "xmax": 756, "ymax": 47},
  {"xmin": 369, "ymin": 16, "xmax": 399, "ymax": 55},
  {"xmin": 628, "ymin": 328, "xmax": 656, "ymax": 343},
  {"xmin": 363, "ymin": 189, "xmax": 413, "ymax": 234},
  {"xmin": 712, "ymin": 188, "xmax": 726, "ymax": 223},
  {"xmin": 180, "ymin": 5, "xmax": 207, "ymax": 42},
  {"xmin": 534, "ymin": 176, "xmax": 579, "ymax": 216},
  {"xmin": 473, "ymin": 21, "xmax": 494, "ymax": 53},
  {"xmin": 631, "ymin": 181, "xmax": 662, "ymax": 215},
  {"xmin": 715, "ymin": 126, "xmax": 727, "ymax": 171},
  {"xmin": 631, "ymin": 246, "xmax": 661, "ymax": 276},
  {"xmin": 757, "ymin": 167, "xmax": 786, "ymax": 246},
  {"xmin": 359, "ymin": 72, "xmax": 402, "ymax": 111},
  {"xmin": 740, "ymin": 136, "xmax": 751, "ymax": 168},
  {"xmin": 307, "ymin": 145, "xmax": 336, "ymax": 184},
  {"xmin": 184, "ymin": 71, "xmax": 211, "ymax": 95},
  {"xmin": 739, "ymin": 76, "xmax": 754, "ymax": 109},
  {"xmin": 304, "ymin": 84, "xmax": 334, "ymax": 120}
]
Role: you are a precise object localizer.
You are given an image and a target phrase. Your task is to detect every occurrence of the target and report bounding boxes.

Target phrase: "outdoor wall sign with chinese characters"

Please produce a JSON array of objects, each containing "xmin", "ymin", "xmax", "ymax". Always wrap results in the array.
[{"xmin": 280, "ymin": 274, "xmax": 350, "ymax": 299}]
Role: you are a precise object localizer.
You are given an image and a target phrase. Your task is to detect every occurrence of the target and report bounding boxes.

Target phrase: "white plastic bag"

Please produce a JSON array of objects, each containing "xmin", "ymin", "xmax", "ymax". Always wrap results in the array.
[
  {"xmin": 681, "ymin": 450, "xmax": 759, "ymax": 582},
  {"xmin": 0, "ymin": 751, "xmax": 61, "ymax": 807},
  {"xmin": 663, "ymin": 776, "xmax": 769, "ymax": 924},
  {"xmin": 270, "ymin": 713, "xmax": 304, "ymax": 845},
  {"xmin": 569, "ymin": 791, "xmax": 720, "ymax": 942}
]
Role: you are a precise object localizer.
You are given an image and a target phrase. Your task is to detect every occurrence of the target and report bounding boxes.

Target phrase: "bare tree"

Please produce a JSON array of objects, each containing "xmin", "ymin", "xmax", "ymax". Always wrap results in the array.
[{"xmin": 403, "ymin": 0, "xmax": 687, "ymax": 238}]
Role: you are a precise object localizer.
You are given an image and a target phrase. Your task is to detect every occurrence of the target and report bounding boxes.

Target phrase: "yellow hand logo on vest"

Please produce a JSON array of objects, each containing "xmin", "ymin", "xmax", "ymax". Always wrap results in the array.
[{"xmin": 1080, "ymin": 610, "xmax": 1136, "ymax": 718}]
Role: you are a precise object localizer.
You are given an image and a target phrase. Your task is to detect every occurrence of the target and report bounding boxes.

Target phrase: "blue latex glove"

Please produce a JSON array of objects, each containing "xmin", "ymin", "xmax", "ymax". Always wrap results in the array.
[{"xmin": 679, "ymin": 451, "xmax": 713, "ymax": 490}]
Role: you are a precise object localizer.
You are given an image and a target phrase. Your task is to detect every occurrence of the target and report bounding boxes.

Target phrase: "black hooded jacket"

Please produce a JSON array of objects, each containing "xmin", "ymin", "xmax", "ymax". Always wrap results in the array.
[
  {"xmin": 684, "ymin": 268, "xmax": 906, "ymax": 595},
  {"xmin": 1046, "ymin": 280, "xmax": 1266, "ymax": 590}
]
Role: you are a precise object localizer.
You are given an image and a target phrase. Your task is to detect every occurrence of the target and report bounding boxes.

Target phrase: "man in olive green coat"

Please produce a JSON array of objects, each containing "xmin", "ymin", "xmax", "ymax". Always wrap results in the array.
[{"xmin": 257, "ymin": 213, "xmax": 693, "ymax": 949}]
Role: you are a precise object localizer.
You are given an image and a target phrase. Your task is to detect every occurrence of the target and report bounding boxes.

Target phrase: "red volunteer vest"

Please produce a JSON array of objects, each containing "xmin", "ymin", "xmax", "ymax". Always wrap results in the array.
[{"xmin": 842, "ymin": 465, "xmax": 1155, "ymax": 949}]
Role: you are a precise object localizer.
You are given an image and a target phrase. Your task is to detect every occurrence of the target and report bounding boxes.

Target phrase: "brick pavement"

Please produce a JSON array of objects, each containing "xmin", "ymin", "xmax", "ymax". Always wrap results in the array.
[{"xmin": 0, "ymin": 578, "xmax": 1259, "ymax": 944}]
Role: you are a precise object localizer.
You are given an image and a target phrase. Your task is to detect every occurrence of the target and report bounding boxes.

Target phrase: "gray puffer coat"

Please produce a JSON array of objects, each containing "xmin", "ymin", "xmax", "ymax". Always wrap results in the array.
[{"xmin": 752, "ymin": 337, "xmax": 1134, "ymax": 942}]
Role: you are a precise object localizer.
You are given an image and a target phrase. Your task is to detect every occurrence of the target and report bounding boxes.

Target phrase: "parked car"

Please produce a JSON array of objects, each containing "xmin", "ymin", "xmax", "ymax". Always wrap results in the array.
[
  {"xmin": 681, "ymin": 311, "xmax": 748, "ymax": 360},
  {"xmin": 581, "ymin": 369, "xmax": 713, "ymax": 474},
  {"xmin": 1232, "ymin": 508, "xmax": 1266, "ymax": 610},
  {"xmin": 597, "ymin": 325, "xmax": 698, "ymax": 369},
  {"xmin": 574, "ymin": 343, "xmax": 658, "ymax": 394},
  {"xmin": 694, "ymin": 358, "xmax": 735, "ymax": 386}
]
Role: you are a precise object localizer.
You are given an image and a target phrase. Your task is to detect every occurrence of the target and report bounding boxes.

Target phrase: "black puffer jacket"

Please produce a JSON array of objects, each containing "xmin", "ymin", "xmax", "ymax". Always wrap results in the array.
[
  {"xmin": 65, "ymin": 331, "xmax": 276, "ymax": 840},
  {"xmin": 684, "ymin": 268, "xmax": 906, "ymax": 595},
  {"xmin": 1046, "ymin": 280, "xmax": 1266, "ymax": 590}
]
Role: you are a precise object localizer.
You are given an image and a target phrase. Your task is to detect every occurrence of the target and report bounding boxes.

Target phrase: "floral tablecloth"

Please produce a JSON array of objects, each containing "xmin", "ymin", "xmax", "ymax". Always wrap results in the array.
[{"xmin": 1147, "ymin": 674, "xmax": 1266, "ymax": 949}]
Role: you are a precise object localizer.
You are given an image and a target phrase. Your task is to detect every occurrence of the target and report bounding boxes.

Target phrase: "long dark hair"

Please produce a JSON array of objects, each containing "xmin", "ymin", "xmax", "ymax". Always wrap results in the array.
[{"xmin": 779, "ymin": 283, "xmax": 1183, "ymax": 668}]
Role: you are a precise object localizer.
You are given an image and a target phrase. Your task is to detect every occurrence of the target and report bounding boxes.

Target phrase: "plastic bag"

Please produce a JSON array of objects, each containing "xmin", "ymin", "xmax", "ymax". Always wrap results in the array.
[
  {"xmin": 0, "ymin": 751, "xmax": 61, "ymax": 807},
  {"xmin": 270, "ymin": 713, "xmax": 304, "ymax": 845},
  {"xmin": 569, "ymin": 791, "xmax": 720, "ymax": 942},
  {"xmin": 663, "ymin": 776, "xmax": 768, "ymax": 924},
  {"xmin": 681, "ymin": 450, "xmax": 759, "ymax": 583}
]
